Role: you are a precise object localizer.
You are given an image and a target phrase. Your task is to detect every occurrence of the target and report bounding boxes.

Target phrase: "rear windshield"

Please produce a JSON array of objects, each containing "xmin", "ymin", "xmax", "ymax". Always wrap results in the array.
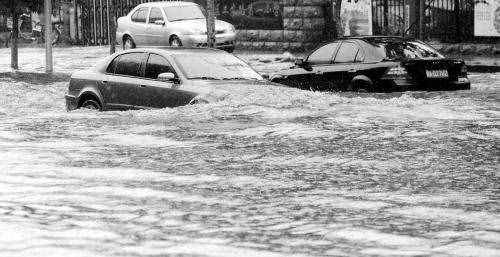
[
  {"xmin": 174, "ymin": 53, "xmax": 262, "ymax": 80},
  {"xmin": 163, "ymin": 5, "xmax": 205, "ymax": 22},
  {"xmin": 376, "ymin": 41, "xmax": 444, "ymax": 60}
]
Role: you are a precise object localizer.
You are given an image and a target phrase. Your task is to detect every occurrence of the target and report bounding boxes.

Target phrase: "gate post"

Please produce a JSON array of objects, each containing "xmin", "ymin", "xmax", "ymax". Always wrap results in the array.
[
  {"xmin": 418, "ymin": 0, "xmax": 425, "ymax": 40},
  {"xmin": 454, "ymin": 0, "xmax": 460, "ymax": 42},
  {"xmin": 383, "ymin": 0, "xmax": 389, "ymax": 34},
  {"xmin": 45, "ymin": 0, "xmax": 53, "ymax": 73}
]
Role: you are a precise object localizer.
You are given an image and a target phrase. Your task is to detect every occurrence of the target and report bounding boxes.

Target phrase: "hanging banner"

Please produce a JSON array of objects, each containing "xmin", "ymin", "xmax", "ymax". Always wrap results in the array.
[
  {"xmin": 340, "ymin": 0, "xmax": 373, "ymax": 36},
  {"xmin": 474, "ymin": 0, "xmax": 500, "ymax": 37}
]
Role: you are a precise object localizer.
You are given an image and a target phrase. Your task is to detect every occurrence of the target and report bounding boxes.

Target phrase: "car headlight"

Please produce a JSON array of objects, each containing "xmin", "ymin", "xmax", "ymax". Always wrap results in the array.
[
  {"xmin": 189, "ymin": 96, "xmax": 210, "ymax": 105},
  {"xmin": 227, "ymin": 25, "xmax": 236, "ymax": 33}
]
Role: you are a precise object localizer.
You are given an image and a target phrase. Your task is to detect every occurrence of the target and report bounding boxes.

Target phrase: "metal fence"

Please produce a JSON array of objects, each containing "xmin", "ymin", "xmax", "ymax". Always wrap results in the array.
[
  {"xmin": 371, "ymin": 0, "xmax": 494, "ymax": 43},
  {"xmin": 372, "ymin": 0, "xmax": 409, "ymax": 36},
  {"xmin": 75, "ymin": 0, "xmax": 496, "ymax": 45}
]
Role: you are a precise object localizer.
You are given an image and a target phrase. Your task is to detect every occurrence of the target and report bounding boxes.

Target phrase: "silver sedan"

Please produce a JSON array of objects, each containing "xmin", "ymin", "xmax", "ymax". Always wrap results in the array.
[{"xmin": 116, "ymin": 1, "xmax": 236, "ymax": 52}]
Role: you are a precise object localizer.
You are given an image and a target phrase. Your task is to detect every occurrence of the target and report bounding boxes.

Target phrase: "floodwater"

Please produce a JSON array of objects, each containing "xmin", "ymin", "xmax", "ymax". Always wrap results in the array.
[{"xmin": 0, "ymin": 47, "xmax": 499, "ymax": 257}]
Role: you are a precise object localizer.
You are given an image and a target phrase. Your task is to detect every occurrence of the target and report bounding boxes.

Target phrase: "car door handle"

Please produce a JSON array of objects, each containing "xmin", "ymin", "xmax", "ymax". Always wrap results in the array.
[
  {"xmin": 138, "ymin": 84, "xmax": 147, "ymax": 88},
  {"xmin": 101, "ymin": 80, "xmax": 108, "ymax": 84},
  {"xmin": 348, "ymin": 69, "xmax": 357, "ymax": 73}
]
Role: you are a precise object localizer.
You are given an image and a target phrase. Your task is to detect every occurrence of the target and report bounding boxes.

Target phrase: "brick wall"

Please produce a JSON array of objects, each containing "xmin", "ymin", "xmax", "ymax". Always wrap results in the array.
[{"xmin": 235, "ymin": 0, "xmax": 331, "ymax": 51}]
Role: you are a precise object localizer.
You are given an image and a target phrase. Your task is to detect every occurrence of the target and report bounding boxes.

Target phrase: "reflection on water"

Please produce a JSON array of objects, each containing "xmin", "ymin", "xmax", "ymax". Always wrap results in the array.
[{"xmin": 0, "ymin": 62, "xmax": 499, "ymax": 256}]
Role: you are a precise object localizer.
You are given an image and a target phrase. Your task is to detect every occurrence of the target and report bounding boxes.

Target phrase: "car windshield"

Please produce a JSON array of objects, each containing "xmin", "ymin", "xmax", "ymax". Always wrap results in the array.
[
  {"xmin": 163, "ymin": 5, "xmax": 205, "ymax": 21},
  {"xmin": 376, "ymin": 40, "xmax": 444, "ymax": 60},
  {"xmin": 174, "ymin": 54, "xmax": 263, "ymax": 80}
]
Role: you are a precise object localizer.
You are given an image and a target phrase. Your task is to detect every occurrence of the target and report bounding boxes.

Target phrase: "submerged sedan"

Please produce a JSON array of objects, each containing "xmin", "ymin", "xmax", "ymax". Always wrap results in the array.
[
  {"xmin": 65, "ymin": 48, "xmax": 264, "ymax": 111},
  {"xmin": 270, "ymin": 36, "xmax": 470, "ymax": 92}
]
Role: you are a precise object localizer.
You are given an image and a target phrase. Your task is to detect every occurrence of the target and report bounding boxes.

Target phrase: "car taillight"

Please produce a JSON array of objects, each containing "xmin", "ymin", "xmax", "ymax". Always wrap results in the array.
[{"xmin": 385, "ymin": 66, "xmax": 408, "ymax": 77}]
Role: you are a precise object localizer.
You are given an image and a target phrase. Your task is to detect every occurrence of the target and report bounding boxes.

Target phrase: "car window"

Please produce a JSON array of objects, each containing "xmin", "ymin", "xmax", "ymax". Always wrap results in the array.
[
  {"xmin": 163, "ymin": 5, "xmax": 205, "ymax": 22},
  {"xmin": 148, "ymin": 7, "xmax": 163, "ymax": 24},
  {"xmin": 145, "ymin": 54, "xmax": 176, "ymax": 80},
  {"xmin": 355, "ymin": 48, "xmax": 365, "ymax": 62},
  {"xmin": 173, "ymin": 53, "xmax": 262, "ymax": 80},
  {"xmin": 379, "ymin": 40, "xmax": 444, "ymax": 60},
  {"xmin": 114, "ymin": 53, "xmax": 144, "ymax": 77},
  {"xmin": 131, "ymin": 7, "xmax": 148, "ymax": 23},
  {"xmin": 106, "ymin": 55, "xmax": 120, "ymax": 73},
  {"xmin": 334, "ymin": 42, "xmax": 360, "ymax": 63},
  {"xmin": 307, "ymin": 43, "xmax": 339, "ymax": 65}
]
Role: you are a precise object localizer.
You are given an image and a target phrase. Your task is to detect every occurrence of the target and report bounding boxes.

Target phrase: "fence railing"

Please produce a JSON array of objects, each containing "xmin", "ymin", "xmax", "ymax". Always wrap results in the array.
[
  {"xmin": 74, "ymin": 0, "xmax": 496, "ymax": 46},
  {"xmin": 371, "ymin": 0, "xmax": 496, "ymax": 43}
]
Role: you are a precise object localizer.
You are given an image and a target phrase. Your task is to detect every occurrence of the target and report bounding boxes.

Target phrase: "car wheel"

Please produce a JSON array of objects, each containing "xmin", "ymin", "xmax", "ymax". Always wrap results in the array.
[
  {"xmin": 225, "ymin": 46, "xmax": 235, "ymax": 53},
  {"xmin": 80, "ymin": 99, "xmax": 101, "ymax": 111},
  {"xmin": 123, "ymin": 36, "xmax": 135, "ymax": 50},
  {"xmin": 350, "ymin": 80, "xmax": 371, "ymax": 93},
  {"xmin": 169, "ymin": 36, "xmax": 182, "ymax": 47}
]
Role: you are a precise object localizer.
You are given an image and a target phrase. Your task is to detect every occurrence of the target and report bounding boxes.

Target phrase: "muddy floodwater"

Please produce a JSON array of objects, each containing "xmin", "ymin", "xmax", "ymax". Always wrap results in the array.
[{"xmin": 0, "ymin": 47, "xmax": 499, "ymax": 257}]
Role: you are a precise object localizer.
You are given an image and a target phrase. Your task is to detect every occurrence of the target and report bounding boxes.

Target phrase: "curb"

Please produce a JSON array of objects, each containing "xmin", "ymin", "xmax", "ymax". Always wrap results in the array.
[{"xmin": 466, "ymin": 64, "xmax": 500, "ymax": 73}]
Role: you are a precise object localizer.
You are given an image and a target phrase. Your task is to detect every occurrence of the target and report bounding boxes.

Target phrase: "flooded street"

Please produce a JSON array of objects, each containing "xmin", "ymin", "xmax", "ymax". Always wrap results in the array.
[{"xmin": 0, "ymin": 47, "xmax": 499, "ymax": 257}]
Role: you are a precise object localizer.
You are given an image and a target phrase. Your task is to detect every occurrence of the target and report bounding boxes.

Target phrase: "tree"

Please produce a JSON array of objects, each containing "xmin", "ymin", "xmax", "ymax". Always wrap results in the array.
[
  {"xmin": 332, "ymin": 0, "xmax": 343, "ymax": 38},
  {"xmin": 205, "ymin": 0, "xmax": 216, "ymax": 48},
  {"xmin": 0, "ymin": 0, "xmax": 52, "ymax": 70}
]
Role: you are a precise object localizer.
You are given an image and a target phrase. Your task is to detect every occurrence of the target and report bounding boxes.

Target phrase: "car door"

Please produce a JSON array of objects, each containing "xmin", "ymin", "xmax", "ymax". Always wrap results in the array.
[
  {"xmin": 129, "ymin": 7, "xmax": 149, "ymax": 45},
  {"xmin": 136, "ymin": 53, "xmax": 191, "ymax": 108},
  {"xmin": 100, "ymin": 52, "xmax": 147, "ymax": 110},
  {"xmin": 306, "ymin": 42, "xmax": 341, "ymax": 91},
  {"xmin": 331, "ymin": 41, "xmax": 363, "ymax": 90},
  {"xmin": 282, "ymin": 43, "xmax": 339, "ymax": 90},
  {"xmin": 146, "ymin": 7, "xmax": 166, "ymax": 46}
]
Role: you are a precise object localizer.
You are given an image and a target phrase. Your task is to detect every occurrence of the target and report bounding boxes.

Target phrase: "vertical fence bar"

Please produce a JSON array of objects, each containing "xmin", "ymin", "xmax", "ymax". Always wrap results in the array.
[
  {"xmin": 454, "ymin": 0, "xmax": 460, "ymax": 42},
  {"xmin": 73, "ymin": 0, "xmax": 78, "ymax": 43},
  {"xmin": 107, "ymin": 0, "xmax": 111, "ymax": 45},
  {"xmin": 99, "ymin": 0, "xmax": 104, "ymax": 44},
  {"xmin": 92, "ymin": 0, "xmax": 97, "ymax": 44}
]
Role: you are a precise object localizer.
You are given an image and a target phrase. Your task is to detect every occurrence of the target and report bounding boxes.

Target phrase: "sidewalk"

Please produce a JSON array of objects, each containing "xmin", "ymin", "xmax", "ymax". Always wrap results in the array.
[{"xmin": 455, "ymin": 56, "xmax": 500, "ymax": 72}]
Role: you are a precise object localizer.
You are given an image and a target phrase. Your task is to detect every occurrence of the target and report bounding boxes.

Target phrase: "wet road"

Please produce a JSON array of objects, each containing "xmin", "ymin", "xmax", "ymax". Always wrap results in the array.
[{"xmin": 0, "ymin": 47, "xmax": 499, "ymax": 257}]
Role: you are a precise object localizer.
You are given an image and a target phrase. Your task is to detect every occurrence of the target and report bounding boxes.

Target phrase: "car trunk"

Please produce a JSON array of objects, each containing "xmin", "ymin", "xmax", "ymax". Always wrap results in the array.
[{"xmin": 401, "ymin": 58, "xmax": 466, "ymax": 83}]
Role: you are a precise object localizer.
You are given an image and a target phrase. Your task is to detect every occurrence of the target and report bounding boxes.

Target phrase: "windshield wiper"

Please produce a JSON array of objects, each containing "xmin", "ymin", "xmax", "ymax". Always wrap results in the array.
[
  {"xmin": 190, "ymin": 76, "xmax": 221, "ymax": 80},
  {"xmin": 222, "ymin": 77, "xmax": 259, "ymax": 81}
]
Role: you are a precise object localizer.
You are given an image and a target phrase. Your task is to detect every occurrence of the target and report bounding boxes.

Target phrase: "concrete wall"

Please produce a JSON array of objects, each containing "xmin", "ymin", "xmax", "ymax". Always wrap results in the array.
[{"xmin": 235, "ymin": 0, "xmax": 331, "ymax": 51}]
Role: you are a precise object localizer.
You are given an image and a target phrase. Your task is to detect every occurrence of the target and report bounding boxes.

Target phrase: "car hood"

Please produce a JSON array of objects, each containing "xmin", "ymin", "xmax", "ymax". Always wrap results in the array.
[
  {"xmin": 180, "ymin": 79, "xmax": 282, "ymax": 102},
  {"xmin": 169, "ymin": 19, "xmax": 232, "ymax": 33}
]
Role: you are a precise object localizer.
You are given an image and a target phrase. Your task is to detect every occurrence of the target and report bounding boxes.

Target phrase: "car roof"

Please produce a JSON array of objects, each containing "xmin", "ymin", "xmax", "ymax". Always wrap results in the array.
[
  {"xmin": 341, "ymin": 36, "xmax": 416, "ymax": 44},
  {"xmin": 136, "ymin": 1, "xmax": 197, "ymax": 8},
  {"xmin": 124, "ymin": 47, "xmax": 226, "ymax": 56},
  {"xmin": 96, "ymin": 47, "xmax": 228, "ymax": 73}
]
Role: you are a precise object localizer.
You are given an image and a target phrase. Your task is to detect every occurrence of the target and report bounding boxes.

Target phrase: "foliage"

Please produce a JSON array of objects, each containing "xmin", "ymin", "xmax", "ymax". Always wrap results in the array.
[{"xmin": 0, "ymin": 0, "xmax": 58, "ymax": 15}]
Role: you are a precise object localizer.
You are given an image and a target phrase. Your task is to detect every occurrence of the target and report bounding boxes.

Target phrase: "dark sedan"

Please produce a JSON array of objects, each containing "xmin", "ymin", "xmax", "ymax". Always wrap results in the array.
[
  {"xmin": 270, "ymin": 36, "xmax": 470, "ymax": 92},
  {"xmin": 65, "ymin": 48, "xmax": 265, "ymax": 111}
]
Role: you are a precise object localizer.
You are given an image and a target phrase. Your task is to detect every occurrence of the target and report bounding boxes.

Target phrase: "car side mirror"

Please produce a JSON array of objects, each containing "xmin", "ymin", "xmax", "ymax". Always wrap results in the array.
[
  {"xmin": 261, "ymin": 74, "xmax": 269, "ymax": 80},
  {"xmin": 295, "ymin": 58, "xmax": 308, "ymax": 67},
  {"xmin": 154, "ymin": 20, "xmax": 165, "ymax": 26},
  {"xmin": 295, "ymin": 58, "xmax": 311, "ymax": 70},
  {"xmin": 158, "ymin": 72, "xmax": 178, "ymax": 83}
]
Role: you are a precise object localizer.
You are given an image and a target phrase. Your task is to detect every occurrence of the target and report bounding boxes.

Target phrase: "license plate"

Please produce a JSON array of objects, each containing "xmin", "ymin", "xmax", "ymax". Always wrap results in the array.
[{"xmin": 426, "ymin": 70, "xmax": 448, "ymax": 78}]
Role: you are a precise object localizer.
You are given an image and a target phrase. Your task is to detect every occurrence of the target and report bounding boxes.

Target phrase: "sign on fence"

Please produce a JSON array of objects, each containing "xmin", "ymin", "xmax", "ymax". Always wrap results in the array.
[
  {"xmin": 474, "ymin": 0, "xmax": 500, "ymax": 37},
  {"xmin": 340, "ymin": 0, "xmax": 373, "ymax": 36},
  {"xmin": 217, "ymin": 0, "xmax": 283, "ymax": 30}
]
